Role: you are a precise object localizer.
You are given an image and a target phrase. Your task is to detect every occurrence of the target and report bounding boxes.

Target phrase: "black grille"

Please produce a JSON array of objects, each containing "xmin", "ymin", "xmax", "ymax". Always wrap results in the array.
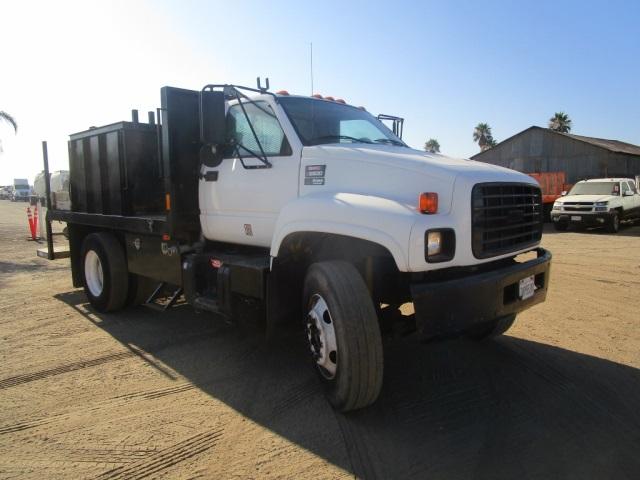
[
  {"xmin": 563, "ymin": 202, "xmax": 594, "ymax": 212},
  {"xmin": 472, "ymin": 183, "xmax": 543, "ymax": 259}
]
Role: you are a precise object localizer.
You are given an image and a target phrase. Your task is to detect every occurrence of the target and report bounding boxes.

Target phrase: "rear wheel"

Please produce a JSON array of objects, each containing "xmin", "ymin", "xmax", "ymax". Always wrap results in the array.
[
  {"xmin": 127, "ymin": 274, "xmax": 157, "ymax": 306},
  {"xmin": 81, "ymin": 233, "xmax": 129, "ymax": 312},
  {"xmin": 303, "ymin": 261, "xmax": 383, "ymax": 412}
]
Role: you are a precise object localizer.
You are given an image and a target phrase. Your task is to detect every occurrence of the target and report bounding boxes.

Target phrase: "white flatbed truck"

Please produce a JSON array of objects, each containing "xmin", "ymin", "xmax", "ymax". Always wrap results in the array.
[{"xmin": 42, "ymin": 80, "xmax": 552, "ymax": 411}]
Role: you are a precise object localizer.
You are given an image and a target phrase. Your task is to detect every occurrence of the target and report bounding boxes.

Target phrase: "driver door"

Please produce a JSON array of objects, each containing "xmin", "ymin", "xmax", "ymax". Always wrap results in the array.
[{"xmin": 199, "ymin": 99, "xmax": 300, "ymax": 247}]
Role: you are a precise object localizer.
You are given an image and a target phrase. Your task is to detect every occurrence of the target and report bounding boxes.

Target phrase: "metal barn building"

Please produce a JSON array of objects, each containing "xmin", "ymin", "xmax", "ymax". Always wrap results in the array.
[{"xmin": 471, "ymin": 126, "xmax": 640, "ymax": 184}]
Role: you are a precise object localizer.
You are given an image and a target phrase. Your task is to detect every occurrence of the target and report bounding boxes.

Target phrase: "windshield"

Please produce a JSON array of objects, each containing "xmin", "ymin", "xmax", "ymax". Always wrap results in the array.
[
  {"xmin": 568, "ymin": 182, "xmax": 619, "ymax": 196},
  {"xmin": 278, "ymin": 97, "xmax": 406, "ymax": 147}
]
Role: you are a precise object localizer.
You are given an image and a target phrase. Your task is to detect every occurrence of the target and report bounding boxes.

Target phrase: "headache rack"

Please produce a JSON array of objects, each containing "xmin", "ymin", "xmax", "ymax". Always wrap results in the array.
[{"xmin": 472, "ymin": 183, "xmax": 543, "ymax": 259}]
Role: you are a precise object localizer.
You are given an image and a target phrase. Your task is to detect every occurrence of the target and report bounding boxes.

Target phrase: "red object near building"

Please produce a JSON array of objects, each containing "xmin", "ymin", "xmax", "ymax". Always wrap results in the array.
[{"xmin": 528, "ymin": 172, "xmax": 572, "ymax": 220}]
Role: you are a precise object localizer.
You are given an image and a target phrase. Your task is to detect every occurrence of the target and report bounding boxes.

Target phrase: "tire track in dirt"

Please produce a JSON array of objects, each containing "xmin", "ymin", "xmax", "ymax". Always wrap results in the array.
[
  {"xmin": 0, "ymin": 330, "xmax": 218, "ymax": 390},
  {"xmin": 334, "ymin": 414, "xmax": 380, "ymax": 480},
  {"xmin": 0, "ymin": 351, "xmax": 135, "ymax": 390},
  {"xmin": 0, "ymin": 383, "xmax": 199, "ymax": 435},
  {"xmin": 269, "ymin": 378, "xmax": 319, "ymax": 418},
  {"xmin": 95, "ymin": 429, "xmax": 224, "ymax": 480}
]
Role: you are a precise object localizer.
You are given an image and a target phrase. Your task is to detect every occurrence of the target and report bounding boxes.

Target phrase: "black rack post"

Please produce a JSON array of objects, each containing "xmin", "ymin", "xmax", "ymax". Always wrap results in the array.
[{"xmin": 42, "ymin": 141, "xmax": 54, "ymax": 260}]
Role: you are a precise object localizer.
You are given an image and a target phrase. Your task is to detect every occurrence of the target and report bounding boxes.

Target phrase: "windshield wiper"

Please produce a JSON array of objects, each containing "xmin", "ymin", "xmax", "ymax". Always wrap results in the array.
[
  {"xmin": 373, "ymin": 138, "xmax": 405, "ymax": 146},
  {"xmin": 310, "ymin": 135, "xmax": 373, "ymax": 145}
]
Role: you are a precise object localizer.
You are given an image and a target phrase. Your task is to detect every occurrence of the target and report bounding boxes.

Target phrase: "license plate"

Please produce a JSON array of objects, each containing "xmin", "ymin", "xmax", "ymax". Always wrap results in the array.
[
  {"xmin": 518, "ymin": 275, "xmax": 536, "ymax": 300},
  {"xmin": 571, "ymin": 215, "xmax": 581, "ymax": 221}
]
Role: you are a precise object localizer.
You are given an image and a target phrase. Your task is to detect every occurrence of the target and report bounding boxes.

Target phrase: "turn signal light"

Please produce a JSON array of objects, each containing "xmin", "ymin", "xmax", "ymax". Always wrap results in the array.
[
  {"xmin": 324, "ymin": 96, "xmax": 335, "ymax": 101},
  {"xmin": 312, "ymin": 94, "xmax": 323, "ymax": 99},
  {"xmin": 276, "ymin": 90, "xmax": 290, "ymax": 95},
  {"xmin": 419, "ymin": 192, "xmax": 438, "ymax": 214},
  {"xmin": 165, "ymin": 193, "xmax": 171, "ymax": 211}
]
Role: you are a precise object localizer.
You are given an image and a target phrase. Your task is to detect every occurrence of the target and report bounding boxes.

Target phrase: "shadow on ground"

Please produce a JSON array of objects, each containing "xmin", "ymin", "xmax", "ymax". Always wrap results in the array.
[{"xmin": 55, "ymin": 290, "xmax": 640, "ymax": 480}]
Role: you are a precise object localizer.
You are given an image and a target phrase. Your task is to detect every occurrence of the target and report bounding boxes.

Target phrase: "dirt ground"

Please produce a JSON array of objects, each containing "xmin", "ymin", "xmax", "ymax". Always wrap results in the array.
[{"xmin": 0, "ymin": 200, "xmax": 639, "ymax": 480}]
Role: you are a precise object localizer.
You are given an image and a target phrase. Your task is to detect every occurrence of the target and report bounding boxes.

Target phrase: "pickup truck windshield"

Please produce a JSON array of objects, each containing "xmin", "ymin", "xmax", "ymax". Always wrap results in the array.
[
  {"xmin": 568, "ymin": 182, "xmax": 619, "ymax": 196},
  {"xmin": 279, "ymin": 97, "xmax": 406, "ymax": 147}
]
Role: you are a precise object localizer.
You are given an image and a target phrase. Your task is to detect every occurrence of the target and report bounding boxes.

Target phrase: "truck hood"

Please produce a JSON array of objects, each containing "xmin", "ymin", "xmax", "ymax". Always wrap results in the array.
[
  {"xmin": 304, "ymin": 144, "xmax": 535, "ymax": 183},
  {"xmin": 558, "ymin": 194, "xmax": 617, "ymax": 203},
  {"xmin": 301, "ymin": 144, "xmax": 538, "ymax": 215}
]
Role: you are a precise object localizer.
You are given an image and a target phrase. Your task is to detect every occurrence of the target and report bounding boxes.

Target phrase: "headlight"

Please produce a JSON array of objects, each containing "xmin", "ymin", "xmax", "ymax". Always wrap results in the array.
[
  {"xmin": 552, "ymin": 201, "xmax": 562, "ymax": 210},
  {"xmin": 427, "ymin": 231, "xmax": 442, "ymax": 256},
  {"xmin": 425, "ymin": 229, "xmax": 455, "ymax": 263},
  {"xmin": 594, "ymin": 201, "xmax": 609, "ymax": 212}
]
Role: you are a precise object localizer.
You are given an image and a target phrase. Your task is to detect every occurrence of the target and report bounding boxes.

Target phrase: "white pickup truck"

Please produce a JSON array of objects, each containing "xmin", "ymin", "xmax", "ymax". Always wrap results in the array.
[
  {"xmin": 46, "ymin": 82, "xmax": 552, "ymax": 411},
  {"xmin": 551, "ymin": 178, "xmax": 640, "ymax": 232}
]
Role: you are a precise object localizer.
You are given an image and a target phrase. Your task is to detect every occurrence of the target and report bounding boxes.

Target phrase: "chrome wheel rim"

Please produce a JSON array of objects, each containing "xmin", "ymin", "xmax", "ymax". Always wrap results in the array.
[
  {"xmin": 84, "ymin": 250, "xmax": 104, "ymax": 297},
  {"xmin": 305, "ymin": 294, "xmax": 338, "ymax": 379}
]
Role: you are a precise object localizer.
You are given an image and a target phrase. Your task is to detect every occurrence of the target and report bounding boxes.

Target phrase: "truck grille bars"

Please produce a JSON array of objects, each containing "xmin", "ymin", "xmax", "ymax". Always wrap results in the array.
[{"xmin": 472, "ymin": 183, "xmax": 543, "ymax": 259}]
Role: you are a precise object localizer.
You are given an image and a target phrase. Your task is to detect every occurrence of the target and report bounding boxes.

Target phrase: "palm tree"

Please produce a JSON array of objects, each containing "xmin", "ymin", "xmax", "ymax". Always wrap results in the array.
[
  {"xmin": 473, "ymin": 123, "xmax": 495, "ymax": 151},
  {"xmin": 424, "ymin": 138, "xmax": 440, "ymax": 153},
  {"xmin": 548, "ymin": 112, "xmax": 571, "ymax": 133},
  {"xmin": 0, "ymin": 111, "xmax": 17, "ymax": 133}
]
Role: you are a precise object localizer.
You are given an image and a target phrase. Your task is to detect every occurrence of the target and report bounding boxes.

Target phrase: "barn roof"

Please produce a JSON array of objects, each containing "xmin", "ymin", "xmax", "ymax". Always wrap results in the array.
[{"xmin": 472, "ymin": 126, "xmax": 640, "ymax": 158}]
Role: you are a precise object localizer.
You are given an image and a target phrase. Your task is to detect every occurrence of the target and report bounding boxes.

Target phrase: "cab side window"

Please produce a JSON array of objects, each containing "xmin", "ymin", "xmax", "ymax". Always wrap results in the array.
[
  {"xmin": 621, "ymin": 182, "xmax": 629, "ymax": 195},
  {"xmin": 627, "ymin": 181, "xmax": 638, "ymax": 194},
  {"xmin": 224, "ymin": 101, "xmax": 292, "ymax": 158}
]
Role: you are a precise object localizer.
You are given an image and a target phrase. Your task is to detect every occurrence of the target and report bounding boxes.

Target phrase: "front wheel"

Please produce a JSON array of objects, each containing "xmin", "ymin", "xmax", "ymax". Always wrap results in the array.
[
  {"xmin": 606, "ymin": 212, "xmax": 620, "ymax": 233},
  {"xmin": 303, "ymin": 261, "xmax": 383, "ymax": 412}
]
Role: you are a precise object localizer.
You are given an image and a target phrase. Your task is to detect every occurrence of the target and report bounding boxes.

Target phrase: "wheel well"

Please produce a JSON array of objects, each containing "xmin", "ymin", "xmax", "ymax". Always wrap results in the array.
[{"xmin": 272, "ymin": 232, "xmax": 408, "ymax": 309}]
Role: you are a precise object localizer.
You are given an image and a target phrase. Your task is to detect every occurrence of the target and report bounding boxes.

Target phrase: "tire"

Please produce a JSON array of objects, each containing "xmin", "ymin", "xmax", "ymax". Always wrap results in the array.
[
  {"xmin": 303, "ymin": 261, "xmax": 383, "ymax": 412},
  {"xmin": 469, "ymin": 314, "xmax": 517, "ymax": 340},
  {"xmin": 81, "ymin": 232, "xmax": 129, "ymax": 312},
  {"xmin": 554, "ymin": 222, "xmax": 568, "ymax": 231},
  {"xmin": 606, "ymin": 211, "xmax": 620, "ymax": 233}
]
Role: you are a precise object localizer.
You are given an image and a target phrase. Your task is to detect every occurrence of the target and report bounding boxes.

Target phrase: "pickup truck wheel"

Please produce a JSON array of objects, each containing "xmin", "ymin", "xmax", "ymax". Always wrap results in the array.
[
  {"xmin": 606, "ymin": 212, "xmax": 620, "ymax": 233},
  {"xmin": 469, "ymin": 314, "xmax": 517, "ymax": 340},
  {"xmin": 303, "ymin": 261, "xmax": 383, "ymax": 412},
  {"xmin": 554, "ymin": 222, "xmax": 568, "ymax": 231},
  {"xmin": 81, "ymin": 233, "xmax": 129, "ymax": 312}
]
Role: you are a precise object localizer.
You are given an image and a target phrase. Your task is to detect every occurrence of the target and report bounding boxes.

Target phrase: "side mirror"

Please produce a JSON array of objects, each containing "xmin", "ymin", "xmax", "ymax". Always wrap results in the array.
[
  {"xmin": 623, "ymin": 190, "xmax": 634, "ymax": 196},
  {"xmin": 199, "ymin": 90, "xmax": 226, "ymax": 167},
  {"xmin": 561, "ymin": 191, "xmax": 567, "ymax": 196}
]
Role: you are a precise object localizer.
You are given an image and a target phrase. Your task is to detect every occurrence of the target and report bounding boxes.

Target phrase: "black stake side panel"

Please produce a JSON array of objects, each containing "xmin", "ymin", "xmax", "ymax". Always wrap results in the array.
[
  {"xmin": 68, "ymin": 122, "xmax": 164, "ymax": 217},
  {"xmin": 160, "ymin": 87, "xmax": 203, "ymax": 241}
]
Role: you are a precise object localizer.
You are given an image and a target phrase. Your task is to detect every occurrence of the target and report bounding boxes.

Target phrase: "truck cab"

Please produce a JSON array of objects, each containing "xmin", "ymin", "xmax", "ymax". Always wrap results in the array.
[
  {"xmin": 47, "ymin": 82, "xmax": 552, "ymax": 411},
  {"xmin": 11, "ymin": 179, "xmax": 30, "ymax": 202},
  {"xmin": 551, "ymin": 178, "xmax": 640, "ymax": 232}
]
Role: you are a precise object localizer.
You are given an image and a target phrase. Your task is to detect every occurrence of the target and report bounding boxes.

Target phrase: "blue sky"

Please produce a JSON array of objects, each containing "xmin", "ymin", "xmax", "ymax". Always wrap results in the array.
[{"xmin": 1, "ymin": 0, "xmax": 639, "ymax": 184}]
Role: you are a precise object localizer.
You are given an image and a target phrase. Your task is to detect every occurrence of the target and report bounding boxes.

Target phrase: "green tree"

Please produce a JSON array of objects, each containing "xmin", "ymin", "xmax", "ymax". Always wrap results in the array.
[
  {"xmin": 473, "ymin": 123, "xmax": 496, "ymax": 151},
  {"xmin": 548, "ymin": 112, "xmax": 572, "ymax": 133},
  {"xmin": 424, "ymin": 138, "xmax": 440, "ymax": 153},
  {"xmin": 0, "ymin": 111, "xmax": 17, "ymax": 133}
]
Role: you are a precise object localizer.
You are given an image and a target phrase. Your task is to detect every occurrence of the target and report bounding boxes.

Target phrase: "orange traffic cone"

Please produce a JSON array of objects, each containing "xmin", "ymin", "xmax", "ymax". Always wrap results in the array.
[{"xmin": 26, "ymin": 207, "xmax": 38, "ymax": 240}]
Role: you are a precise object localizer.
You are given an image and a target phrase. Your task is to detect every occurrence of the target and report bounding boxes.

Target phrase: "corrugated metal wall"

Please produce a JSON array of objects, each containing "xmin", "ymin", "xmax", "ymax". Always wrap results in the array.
[{"xmin": 474, "ymin": 128, "xmax": 640, "ymax": 184}]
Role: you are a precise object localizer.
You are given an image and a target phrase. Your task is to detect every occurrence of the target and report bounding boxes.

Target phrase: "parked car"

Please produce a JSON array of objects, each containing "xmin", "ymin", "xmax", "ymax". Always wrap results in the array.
[{"xmin": 551, "ymin": 178, "xmax": 640, "ymax": 232}]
